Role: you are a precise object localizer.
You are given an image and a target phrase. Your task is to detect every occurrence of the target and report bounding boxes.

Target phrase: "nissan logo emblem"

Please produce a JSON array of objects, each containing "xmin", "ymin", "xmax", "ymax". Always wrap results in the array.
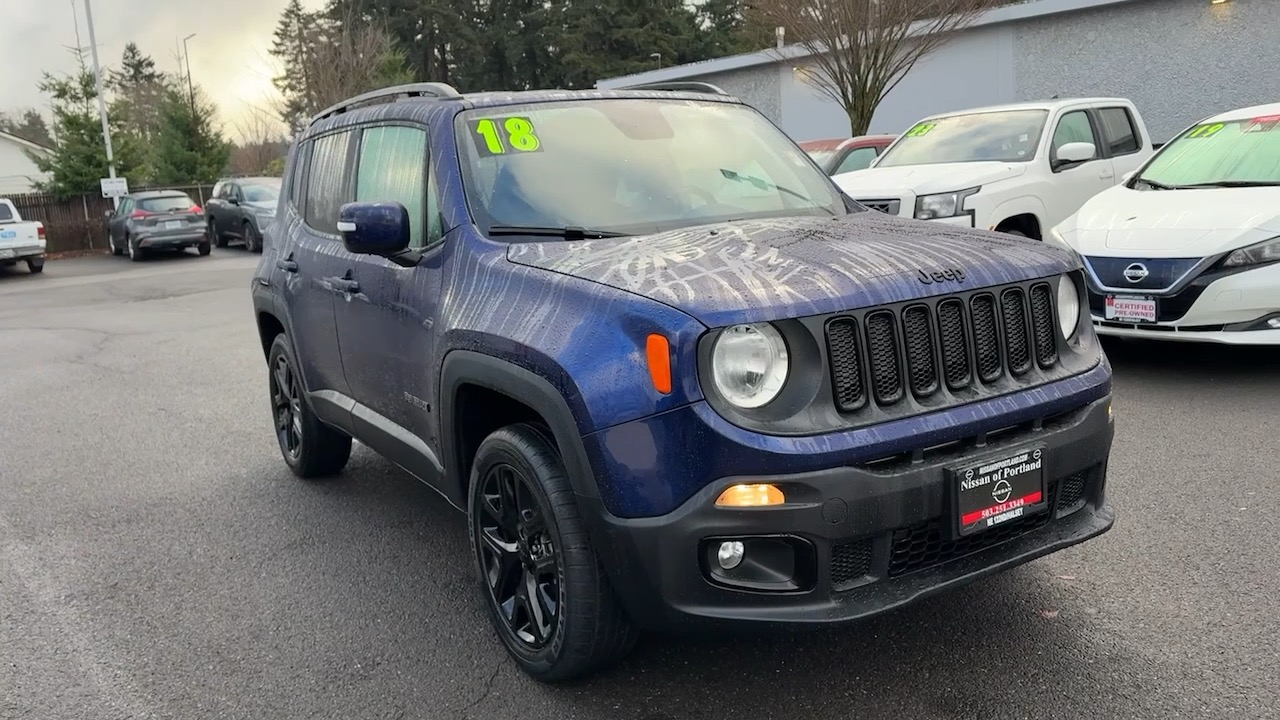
[{"xmin": 1123, "ymin": 263, "xmax": 1149, "ymax": 283}]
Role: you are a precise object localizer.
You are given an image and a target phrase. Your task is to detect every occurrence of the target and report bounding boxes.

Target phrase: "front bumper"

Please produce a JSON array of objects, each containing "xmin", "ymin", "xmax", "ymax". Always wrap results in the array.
[
  {"xmin": 582, "ymin": 394, "xmax": 1115, "ymax": 631},
  {"xmin": 1088, "ymin": 259, "xmax": 1280, "ymax": 345}
]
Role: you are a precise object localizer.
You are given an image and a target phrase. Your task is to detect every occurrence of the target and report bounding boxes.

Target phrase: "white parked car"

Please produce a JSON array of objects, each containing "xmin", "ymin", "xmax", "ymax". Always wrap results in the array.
[
  {"xmin": 1049, "ymin": 102, "xmax": 1280, "ymax": 346},
  {"xmin": 833, "ymin": 98, "xmax": 1154, "ymax": 240},
  {"xmin": 0, "ymin": 198, "xmax": 46, "ymax": 274}
]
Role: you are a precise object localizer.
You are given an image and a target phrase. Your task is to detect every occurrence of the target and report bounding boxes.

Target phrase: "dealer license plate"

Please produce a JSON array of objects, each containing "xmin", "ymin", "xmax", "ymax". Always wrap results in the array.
[
  {"xmin": 0, "ymin": 249, "xmax": 14, "ymax": 259},
  {"xmin": 952, "ymin": 446, "xmax": 1048, "ymax": 537},
  {"xmin": 1104, "ymin": 294, "xmax": 1156, "ymax": 323},
  {"xmin": 165, "ymin": 220, "xmax": 183, "ymax": 230}
]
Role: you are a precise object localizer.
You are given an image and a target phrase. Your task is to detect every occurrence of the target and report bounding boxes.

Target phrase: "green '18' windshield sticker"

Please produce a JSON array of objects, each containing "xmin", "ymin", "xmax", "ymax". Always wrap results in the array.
[
  {"xmin": 1186, "ymin": 122, "xmax": 1225, "ymax": 139},
  {"xmin": 469, "ymin": 117, "xmax": 543, "ymax": 156},
  {"xmin": 905, "ymin": 122, "xmax": 937, "ymax": 137}
]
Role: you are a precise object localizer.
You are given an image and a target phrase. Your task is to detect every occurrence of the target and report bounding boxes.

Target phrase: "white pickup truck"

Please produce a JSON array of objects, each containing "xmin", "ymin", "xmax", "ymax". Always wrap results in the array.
[
  {"xmin": 0, "ymin": 198, "xmax": 46, "ymax": 274},
  {"xmin": 833, "ymin": 98, "xmax": 1155, "ymax": 241}
]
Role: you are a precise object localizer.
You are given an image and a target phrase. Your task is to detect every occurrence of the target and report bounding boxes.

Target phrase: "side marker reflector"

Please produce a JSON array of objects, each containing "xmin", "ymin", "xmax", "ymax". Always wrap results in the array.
[{"xmin": 646, "ymin": 334, "xmax": 672, "ymax": 394}]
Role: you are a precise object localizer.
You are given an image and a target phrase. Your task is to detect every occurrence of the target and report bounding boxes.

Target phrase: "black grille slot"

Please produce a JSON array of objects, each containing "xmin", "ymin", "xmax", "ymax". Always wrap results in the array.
[
  {"xmin": 1029, "ymin": 283, "xmax": 1058, "ymax": 368},
  {"xmin": 970, "ymin": 294, "xmax": 1002, "ymax": 383},
  {"xmin": 902, "ymin": 305, "xmax": 938, "ymax": 398},
  {"xmin": 865, "ymin": 311, "xmax": 904, "ymax": 405},
  {"xmin": 888, "ymin": 480, "xmax": 1060, "ymax": 578},
  {"xmin": 1056, "ymin": 470, "xmax": 1089, "ymax": 515},
  {"xmin": 831, "ymin": 539, "xmax": 872, "ymax": 589},
  {"xmin": 827, "ymin": 318, "xmax": 866, "ymax": 411},
  {"xmin": 937, "ymin": 299, "xmax": 971, "ymax": 389},
  {"xmin": 1001, "ymin": 288, "xmax": 1032, "ymax": 376}
]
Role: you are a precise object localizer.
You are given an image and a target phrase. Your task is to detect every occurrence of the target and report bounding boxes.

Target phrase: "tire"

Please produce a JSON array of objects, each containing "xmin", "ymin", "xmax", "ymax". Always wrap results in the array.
[
  {"xmin": 468, "ymin": 423, "xmax": 637, "ymax": 682},
  {"xmin": 197, "ymin": 238, "xmax": 212, "ymax": 256},
  {"xmin": 243, "ymin": 222, "xmax": 261, "ymax": 253},
  {"xmin": 27, "ymin": 258, "xmax": 44, "ymax": 274},
  {"xmin": 211, "ymin": 220, "xmax": 227, "ymax": 248},
  {"xmin": 109, "ymin": 234, "xmax": 123, "ymax": 256},
  {"xmin": 266, "ymin": 334, "xmax": 352, "ymax": 478},
  {"xmin": 127, "ymin": 235, "xmax": 144, "ymax": 262}
]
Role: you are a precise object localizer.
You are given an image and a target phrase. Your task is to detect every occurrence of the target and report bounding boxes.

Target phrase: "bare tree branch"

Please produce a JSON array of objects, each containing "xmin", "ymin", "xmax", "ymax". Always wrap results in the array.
[{"xmin": 754, "ymin": 0, "xmax": 1008, "ymax": 135}]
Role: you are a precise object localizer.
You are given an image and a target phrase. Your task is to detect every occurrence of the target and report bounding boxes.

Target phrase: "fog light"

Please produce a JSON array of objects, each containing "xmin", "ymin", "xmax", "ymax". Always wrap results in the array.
[
  {"xmin": 717, "ymin": 541, "xmax": 745, "ymax": 569},
  {"xmin": 715, "ymin": 483, "xmax": 785, "ymax": 507}
]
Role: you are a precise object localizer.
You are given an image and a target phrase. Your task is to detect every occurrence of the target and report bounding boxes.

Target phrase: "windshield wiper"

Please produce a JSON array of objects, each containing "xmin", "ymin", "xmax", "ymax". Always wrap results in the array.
[
  {"xmin": 1134, "ymin": 177, "xmax": 1174, "ymax": 190},
  {"xmin": 487, "ymin": 225, "xmax": 629, "ymax": 240},
  {"xmin": 1171, "ymin": 180, "xmax": 1280, "ymax": 189},
  {"xmin": 719, "ymin": 169, "xmax": 825, "ymax": 208}
]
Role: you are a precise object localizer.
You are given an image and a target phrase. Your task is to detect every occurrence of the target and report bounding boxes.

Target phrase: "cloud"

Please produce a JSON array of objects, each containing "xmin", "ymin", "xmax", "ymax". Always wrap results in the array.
[{"xmin": 1, "ymin": 0, "xmax": 327, "ymax": 142}]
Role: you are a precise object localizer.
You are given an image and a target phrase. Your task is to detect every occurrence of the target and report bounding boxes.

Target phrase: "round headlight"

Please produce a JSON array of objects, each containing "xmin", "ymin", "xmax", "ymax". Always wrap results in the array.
[
  {"xmin": 711, "ymin": 323, "xmax": 789, "ymax": 409},
  {"xmin": 1057, "ymin": 275, "xmax": 1081, "ymax": 339}
]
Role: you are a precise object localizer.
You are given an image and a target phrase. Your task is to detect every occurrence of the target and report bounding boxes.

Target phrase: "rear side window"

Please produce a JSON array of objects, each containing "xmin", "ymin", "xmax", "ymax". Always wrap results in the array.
[
  {"xmin": 138, "ymin": 195, "xmax": 195, "ymax": 212},
  {"xmin": 304, "ymin": 130, "xmax": 354, "ymax": 234},
  {"xmin": 1098, "ymin": 107, "xmax": 1140, "ymax": 156},
  {"xmin": 288, "ymin": 143, "xmax": 309, "ymax": 211},
  {"xmin": 355, "ymin": 125, "xmax": 428, "ymax": 248},
  {"xmin": 0, "ymin": 203, "xmax": 12, "ymax": 222}
]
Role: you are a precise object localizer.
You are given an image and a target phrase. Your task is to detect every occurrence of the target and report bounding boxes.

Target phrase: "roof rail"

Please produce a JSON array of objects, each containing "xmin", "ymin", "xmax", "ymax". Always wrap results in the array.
[
  {"xmin": 310, "ymin": 82, "xmax": 463, "ymax": 124},
  {"xmin": 616, "ymin": 81, "xmax": 730, "ymax": 96}
]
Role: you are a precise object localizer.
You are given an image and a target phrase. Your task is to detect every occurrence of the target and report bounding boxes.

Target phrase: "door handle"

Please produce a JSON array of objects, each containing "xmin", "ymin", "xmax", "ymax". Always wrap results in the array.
[
  {"xmin": 276, "ymin": 255, "xmax": 298, "ymax": 272},
  {"xmin": 325, "ymin": 276, "xmax": 360, "ymax": 294},
  {"xmin": 1100, "ymin": 169, "xmax": 1115, "ymax": 179}
]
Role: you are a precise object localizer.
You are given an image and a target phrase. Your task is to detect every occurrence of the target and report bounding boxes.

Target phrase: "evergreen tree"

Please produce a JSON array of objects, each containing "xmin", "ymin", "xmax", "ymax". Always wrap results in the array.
[
  {"xmin": 270, "ymin": 0, "xmax": 323, "ymax": 129},
  {"xmin": 698, "ymin": 0, "xmax": 771, "ymax": 57},
  {"xmin": 559, "ymin": 0, "xmax": 705, "ymax": 89},
  {"xmin": 28, "ymin": 53, "xmax": 140, "ymax": 198},
  {"xmin": 0, "ymin": 109, "xmax": 54, "ymax": 147},
  {"xmin": 150, "ymin": 87, "xmax": 230, "ymax": 185},
  {"xmin": 106, "ymin": 43, "xmax": 171, "ymax": 182}
]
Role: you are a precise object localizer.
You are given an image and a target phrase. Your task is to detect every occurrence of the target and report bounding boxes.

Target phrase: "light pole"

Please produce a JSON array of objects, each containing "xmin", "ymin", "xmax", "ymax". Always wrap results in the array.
[
  {"xmin": 82, "ymin": 0, "xmax": 118, "ymax": 209},
  {"xmin": 650, "ymin": 52, "xmax": 662, "ymax": 69},
  {"xmin": 183, "ymin": 33, "xmax": 197, "ymax": 115}
]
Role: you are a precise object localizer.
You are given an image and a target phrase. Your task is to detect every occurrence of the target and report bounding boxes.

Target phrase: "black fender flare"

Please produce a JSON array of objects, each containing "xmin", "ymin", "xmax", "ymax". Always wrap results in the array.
[{"xmin": 438, "ymin": 350, "xmax": 600, "ymax": 508}]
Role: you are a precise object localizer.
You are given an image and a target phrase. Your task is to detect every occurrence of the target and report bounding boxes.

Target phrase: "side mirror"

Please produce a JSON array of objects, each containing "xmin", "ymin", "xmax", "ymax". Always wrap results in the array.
[
  {"xmin": 103, "ymin": 210, "xmax": 112, "ymax": 218},
  {"xmin": 1056, "ymin": 142, "xmax": 1096, "ymax": 165},
  {"xmin": 338, "ymin": 201, "xmax": 417, "ymax": 266},
  {"xmin": 228, "ymin": 196, "xmax": 240, "ymax": 205}
]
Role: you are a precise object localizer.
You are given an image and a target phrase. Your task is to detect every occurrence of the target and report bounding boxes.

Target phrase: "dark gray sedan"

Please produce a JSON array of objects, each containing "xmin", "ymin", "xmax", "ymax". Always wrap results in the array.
[{"xmin": 105, "ymin": 191, "xmax": 211, "ymax": 262}]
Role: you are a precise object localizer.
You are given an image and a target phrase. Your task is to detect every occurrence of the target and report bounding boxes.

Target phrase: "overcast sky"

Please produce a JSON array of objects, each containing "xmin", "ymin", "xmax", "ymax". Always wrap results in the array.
[{"xmin": 3, "ymin": 0, "xmax": 326, "ymax": 141}]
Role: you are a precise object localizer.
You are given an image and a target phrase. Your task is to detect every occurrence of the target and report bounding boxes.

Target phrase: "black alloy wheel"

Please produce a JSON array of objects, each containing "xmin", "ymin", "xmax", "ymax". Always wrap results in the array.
[
  {"xmin": 477, "ymin": 460, "xmax": 562, "ymax": 648},
  {"xmin": 270, "ymin": 352, "xmax": 303, "ymax": 463}
]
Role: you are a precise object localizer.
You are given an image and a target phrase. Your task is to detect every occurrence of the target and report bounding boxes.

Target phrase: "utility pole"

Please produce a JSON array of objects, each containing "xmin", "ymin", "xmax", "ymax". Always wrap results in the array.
[
  {"xmin": 182, "ymin": 33, "xmax": 197, "ymax": 116},
  {"xmin": 82, "ymin": 0, "xmax": 118, "ymax": 209}
]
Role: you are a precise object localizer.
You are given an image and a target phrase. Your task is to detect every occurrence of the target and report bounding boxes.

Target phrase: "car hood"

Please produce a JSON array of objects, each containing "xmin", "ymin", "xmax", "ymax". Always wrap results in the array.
[
  {"xmin": 832, "ymin": 162, "xmax": 1027, "ymax": 197},
  {"xmin": 1060, "ymin": 184, "xmax": 1280, "ymax": 257},
  {"xmin": 505, "ymin": 212, "xmax": 1078, "ymax": 328}
]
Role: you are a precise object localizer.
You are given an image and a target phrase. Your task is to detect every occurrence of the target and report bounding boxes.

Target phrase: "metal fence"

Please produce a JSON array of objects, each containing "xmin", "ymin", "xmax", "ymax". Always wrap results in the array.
[{"xmin": 6, "ymin": 184, "xmax": 215, "ymax": 254}]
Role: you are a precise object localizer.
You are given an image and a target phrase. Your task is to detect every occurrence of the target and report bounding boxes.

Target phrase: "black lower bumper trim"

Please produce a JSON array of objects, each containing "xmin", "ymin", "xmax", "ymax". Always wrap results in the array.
[{"xmin": 579, "ymin": 394, "xmax": 1115, "ymax": 632}]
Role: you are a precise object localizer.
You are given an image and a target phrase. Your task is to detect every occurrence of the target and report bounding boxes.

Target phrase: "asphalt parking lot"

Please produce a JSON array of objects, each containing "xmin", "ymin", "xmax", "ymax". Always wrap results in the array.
[{"xmin": 1, "ymin": 252, "xmax": 1277, "ymax": 720}]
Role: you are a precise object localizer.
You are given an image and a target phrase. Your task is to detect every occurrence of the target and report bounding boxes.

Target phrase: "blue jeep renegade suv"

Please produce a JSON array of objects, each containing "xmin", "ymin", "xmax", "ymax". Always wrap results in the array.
[{"xmin": 250, "ymin": 81, "xmax": 1116, "ymax": 681}]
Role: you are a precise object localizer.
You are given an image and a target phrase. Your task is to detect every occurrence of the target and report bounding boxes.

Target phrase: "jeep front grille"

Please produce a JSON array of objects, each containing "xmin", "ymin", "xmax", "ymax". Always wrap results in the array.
[{"xmin": 825, "ymin": 281, "xmax": 1062, "ymax": 412}]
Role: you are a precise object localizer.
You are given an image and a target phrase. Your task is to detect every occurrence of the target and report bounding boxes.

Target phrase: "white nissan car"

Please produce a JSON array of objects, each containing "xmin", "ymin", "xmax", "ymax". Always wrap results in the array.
[{"xmin": 1050, "ymin": 102, "xmax": 1280, "ymax": 345}]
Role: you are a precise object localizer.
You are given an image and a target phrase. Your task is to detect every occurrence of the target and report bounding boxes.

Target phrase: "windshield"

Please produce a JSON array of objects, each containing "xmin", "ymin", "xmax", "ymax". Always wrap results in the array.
[
  {"xmin": 875, "ymin": 109, "xmax": 1050, "ymax": 167},
  {"xmin": 455, "ymin": 99, "xmax": 847, "ymax": 236},
  {"xmin": 1135, "ymin": 115, "xmax": 1280, "ymax": 188},
  {"xmin": 242, "ymin": 182, "xmax": 280, "ymax": 203},
  {"xmin": 138, "ymin": 195, "xmax": 195, "ymax": 212}
]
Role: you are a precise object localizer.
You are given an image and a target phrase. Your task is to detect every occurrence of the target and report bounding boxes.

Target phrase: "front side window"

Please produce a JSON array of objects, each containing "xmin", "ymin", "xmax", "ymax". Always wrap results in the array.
[
  {"xmin": 1136, "ymin": 116, "xmax": 1280, "ymax": 188},
  {"xmin": 356, "ymin": 125, "xmax": 428, "ymax": 249},
  {"xmin": 876, "ymin": 110, "xmax": 1049, "ymax": 167},
  {"xmin": 0, "ymin": 203, "xmax": 12, "ymax": 222},
  {"xmin": 1051, "ymin": 111, "xmax": 1099, "ymax": 159},
  {"xmin": 833, "ymin": 146, "xmax": 880, "ymax": 175},
  {"xmin": 455, "ymin": 99, "xmax": 846, "ymax": 236},
  {"xmin": 304, "ymin": 130, "xmax": 354, "ymax": 234}
]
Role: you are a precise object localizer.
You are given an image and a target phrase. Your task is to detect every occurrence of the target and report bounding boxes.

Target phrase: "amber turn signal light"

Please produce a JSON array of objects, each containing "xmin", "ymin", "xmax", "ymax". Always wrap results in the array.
[
  {"xmin": 715, "ymin": 483, "xmax": 786, "ymax": 507},
  {"xmin": 646, "ymin": 334, "xmax": 672, "ymax": 394}
]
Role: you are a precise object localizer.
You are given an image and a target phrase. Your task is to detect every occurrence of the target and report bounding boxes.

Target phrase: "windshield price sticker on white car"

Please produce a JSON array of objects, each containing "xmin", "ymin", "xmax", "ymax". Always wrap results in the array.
[{"xmin": 1105, "ymin": 295, "xmax": 1157, "ymax": 323}]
